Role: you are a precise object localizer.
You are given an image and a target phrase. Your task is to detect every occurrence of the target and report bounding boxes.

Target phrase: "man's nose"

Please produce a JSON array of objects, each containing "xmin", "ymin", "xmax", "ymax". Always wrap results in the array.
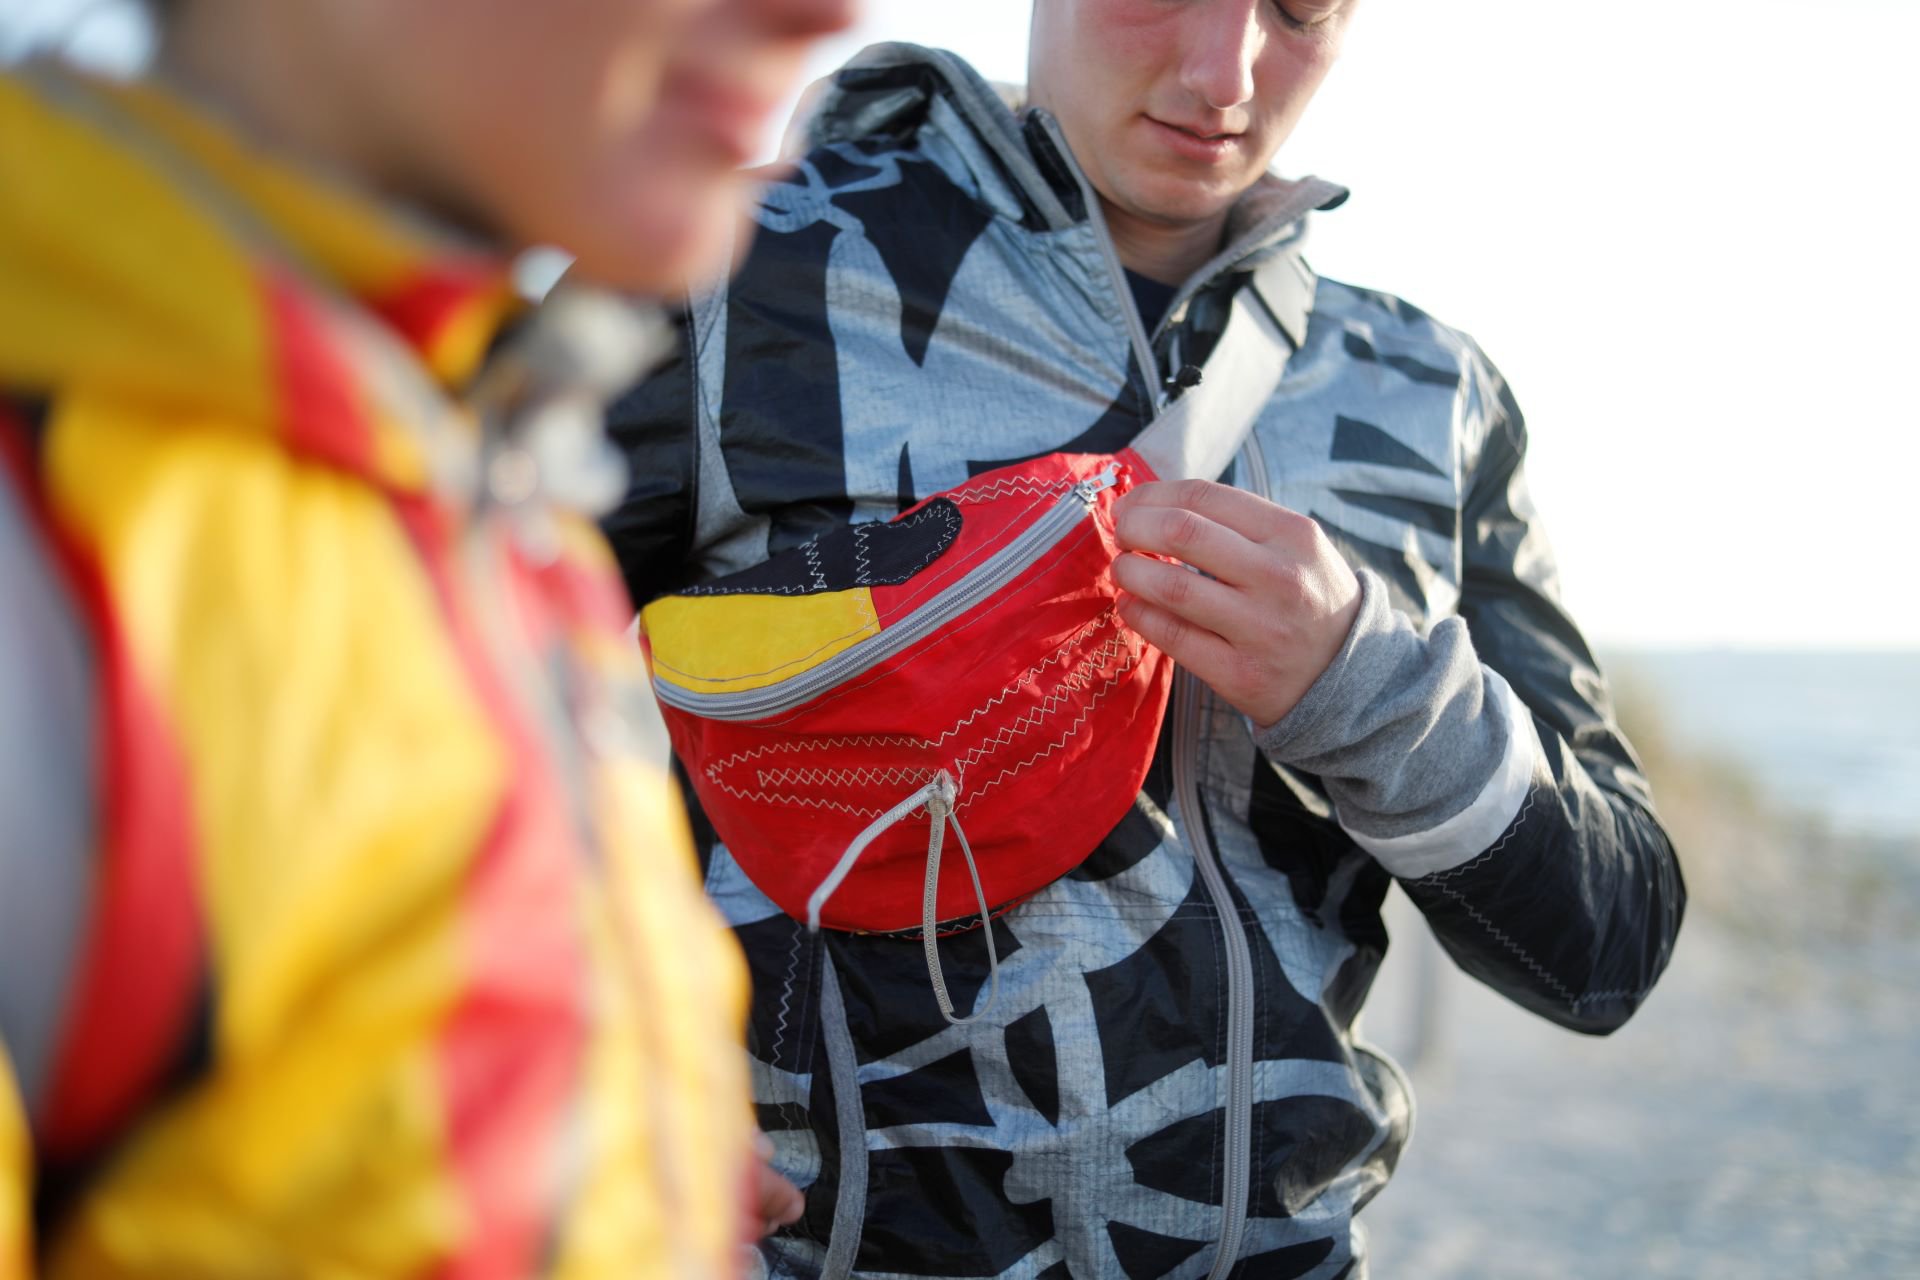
[{"xmin": 1179, "ymin": 0, "xmax": 1263, "ymax": 113}]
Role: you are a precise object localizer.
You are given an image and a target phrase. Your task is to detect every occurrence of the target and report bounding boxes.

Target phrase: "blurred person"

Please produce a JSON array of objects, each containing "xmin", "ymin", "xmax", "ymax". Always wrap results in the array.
[
  {"xmin": 0, "ymin": 0, "xmax": 852, "ymax": 1274},
  {"xmin": 602, "ymin": 0, "xmax": 1685, "ymax": 1276}
]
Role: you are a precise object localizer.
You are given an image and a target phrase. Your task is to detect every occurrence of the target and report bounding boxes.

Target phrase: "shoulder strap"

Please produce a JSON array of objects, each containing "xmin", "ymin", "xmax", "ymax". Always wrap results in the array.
[{"xmin": 1128, "ymin": 249, "xmax": 1314, "ymax": 484}]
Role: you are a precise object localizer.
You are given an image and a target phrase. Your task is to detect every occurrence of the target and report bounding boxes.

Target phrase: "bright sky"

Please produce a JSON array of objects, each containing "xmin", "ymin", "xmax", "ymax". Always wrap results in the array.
[
  {"xmin": 791, "ymin": 0, "xmax": 1920, "ymax": 651},
  {"xmin": 10, "ymin": 0, "xmax": 1915, "ymax": 649}
]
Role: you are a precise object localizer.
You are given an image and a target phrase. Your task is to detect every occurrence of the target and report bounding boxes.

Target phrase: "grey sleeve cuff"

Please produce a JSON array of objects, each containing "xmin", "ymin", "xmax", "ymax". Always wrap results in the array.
[{"xmin": 1254, "ymin": 569, "xmax": 1541, "ymax": 878}]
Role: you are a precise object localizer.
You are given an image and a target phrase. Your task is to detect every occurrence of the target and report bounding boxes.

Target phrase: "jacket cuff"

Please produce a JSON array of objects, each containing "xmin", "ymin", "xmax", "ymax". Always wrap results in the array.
[{"xmin": 1254, "ymin": 569, "xmax": 1541, "ymax": 878}]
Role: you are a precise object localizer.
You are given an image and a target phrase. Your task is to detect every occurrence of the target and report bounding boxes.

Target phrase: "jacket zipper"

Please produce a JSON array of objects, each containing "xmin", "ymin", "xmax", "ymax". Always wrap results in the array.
[
  {"xmin": 1033, "ymin": 108, "xmax": 1260, "ymax": 1276},
  {"xmin": 1173, "ymin": 668, "xmax": 1258, "ymax": 1278},
  {"xmin": 1238, "ymin": 429, "xmax": 1273, "ymax": 503},
  {"xmin": 1032, "ymin": 112, "xmax": 1163, "ymax": 416},
  {"xmin": 652, "ymin": 466, "xmax": 1119, "ymax": 721}
]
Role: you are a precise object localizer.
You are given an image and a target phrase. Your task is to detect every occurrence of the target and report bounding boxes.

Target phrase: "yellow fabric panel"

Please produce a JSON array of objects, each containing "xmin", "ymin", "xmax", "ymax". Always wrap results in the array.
[
  {"xmin": 0, "ymin": 76, "xmax": 269, "ymax": 424},
  {"xmin": 0, "ymin": 1051, "xmax": 28, "ymax": 1280},
  {"xmin": 550, "ymin": 760, "xmax": 751, "ymax": 1280},
  {"xmin": 643, "ymin": 586, "xmax": 880, "ymax": 695},
  {"xmin": 39, "ymin": 398, "xmax": 502, "ymax": 1275},
  {"xmin": 103, "ymin": 76, "xmax": 518, "ymax": 383}
]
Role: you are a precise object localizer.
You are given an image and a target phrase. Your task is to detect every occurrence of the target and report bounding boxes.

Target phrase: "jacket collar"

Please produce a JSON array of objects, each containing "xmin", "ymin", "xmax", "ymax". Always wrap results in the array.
[
  {"xmin": 0, "ymin": 64, "xmax": 518, "ymax": 497},
  {"xmin": 799, "ymin": 42, "xmax": 1348, "ymax": 312}
]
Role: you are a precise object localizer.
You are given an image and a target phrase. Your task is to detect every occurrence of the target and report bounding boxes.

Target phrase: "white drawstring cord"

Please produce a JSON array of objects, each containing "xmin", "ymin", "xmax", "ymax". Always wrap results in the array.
[{"xmin": 804, "ymin": 770, "xmax": 1001, "ymax": 1026}]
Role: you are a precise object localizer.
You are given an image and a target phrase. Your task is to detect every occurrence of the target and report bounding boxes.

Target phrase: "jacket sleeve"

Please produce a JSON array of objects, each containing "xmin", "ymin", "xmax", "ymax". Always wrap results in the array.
[
  {"xmin": 1258, "ymin": 347, "xmax": 1684, "ymax": 1033},
  {"xmin": 1409, "ymin": 350, "xmax": 1685, "ymax": 1032},
  {"xmin": 600, "ymin": 303, "xmax": 700, "ymax": 611}
]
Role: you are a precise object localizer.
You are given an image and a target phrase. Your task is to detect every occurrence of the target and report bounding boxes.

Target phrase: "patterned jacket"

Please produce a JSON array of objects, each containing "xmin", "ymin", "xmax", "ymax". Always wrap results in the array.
[
  {"xmin": 0, "ymin": 66, "xmax": 752, "ymax": 1277},
  {"xmin": 604, "ymin": 44, "xmax": 1685, "ymax": 1280}
]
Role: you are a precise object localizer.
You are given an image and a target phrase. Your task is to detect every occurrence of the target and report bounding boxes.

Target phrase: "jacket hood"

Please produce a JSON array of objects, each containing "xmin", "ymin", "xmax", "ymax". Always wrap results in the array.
[
  {"xmin": 795, "ymin": 42, "xmax": 1348, "ymax": 290},
  {"xmin": 0, "ymin": 65, "xmax": 517, "ymax": 494}
]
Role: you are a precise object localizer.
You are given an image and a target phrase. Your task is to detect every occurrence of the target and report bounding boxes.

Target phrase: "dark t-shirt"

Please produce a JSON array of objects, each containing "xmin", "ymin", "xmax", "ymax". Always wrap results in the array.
[{"xmin": 1125, "ymin": 269, "xmax": 1177, "ymax": 334}]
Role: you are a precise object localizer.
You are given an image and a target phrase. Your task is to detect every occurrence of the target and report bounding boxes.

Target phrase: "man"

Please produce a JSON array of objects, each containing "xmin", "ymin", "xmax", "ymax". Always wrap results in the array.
[
  {"xmin": 605, "ymin": 1, "xmax": 1684, "ymax": 1275},
  {"xmin": 0, "ymin": 0, "xmax": 850, "ymax": 1273}
]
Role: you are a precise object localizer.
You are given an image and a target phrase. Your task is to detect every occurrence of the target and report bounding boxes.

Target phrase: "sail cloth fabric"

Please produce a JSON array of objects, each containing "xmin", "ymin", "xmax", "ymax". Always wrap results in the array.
[
  {"xmin": 640, "ymin": 254, "xmax": 1306, "ymax": 974},
  {"xmin": 0, "ymin": 67, "xmax": 752, "ymax": 1277}
]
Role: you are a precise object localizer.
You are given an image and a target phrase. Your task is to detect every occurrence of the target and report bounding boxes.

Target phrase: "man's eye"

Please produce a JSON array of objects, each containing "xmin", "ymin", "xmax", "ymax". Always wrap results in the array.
[{"xmin": 1274, "ymin": 1, "xmax": 1341, "ymax": 29}]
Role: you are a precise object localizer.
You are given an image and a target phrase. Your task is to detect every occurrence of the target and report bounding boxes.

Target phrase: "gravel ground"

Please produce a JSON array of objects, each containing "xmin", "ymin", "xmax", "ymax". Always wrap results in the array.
[{"xmin": 1358, "ymin": 895, "xmax": 1920, "ymax": 1278}]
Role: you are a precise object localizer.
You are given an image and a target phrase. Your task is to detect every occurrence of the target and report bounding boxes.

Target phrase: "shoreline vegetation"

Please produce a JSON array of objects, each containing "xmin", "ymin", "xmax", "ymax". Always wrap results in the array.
[
  {"xmin": 1364, "ymin": 656, "xmax": 1920, "ymax": 1277},
  {"xmin": 1609, "ymin": 666, "xmax": 1920, "ymax": 947}
]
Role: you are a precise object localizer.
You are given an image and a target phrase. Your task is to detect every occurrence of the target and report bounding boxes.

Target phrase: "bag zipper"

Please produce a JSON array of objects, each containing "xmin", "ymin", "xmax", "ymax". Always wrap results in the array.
[{"xmin": 652, "ymin": 465, "xmax": 1120, "ymax": 721}]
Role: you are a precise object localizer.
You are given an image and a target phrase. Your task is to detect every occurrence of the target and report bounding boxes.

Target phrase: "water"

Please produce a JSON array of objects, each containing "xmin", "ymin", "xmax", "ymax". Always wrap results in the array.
[{"xmin": 1606, "ymin": 649, "xmax": 1920, "ymax": 843}]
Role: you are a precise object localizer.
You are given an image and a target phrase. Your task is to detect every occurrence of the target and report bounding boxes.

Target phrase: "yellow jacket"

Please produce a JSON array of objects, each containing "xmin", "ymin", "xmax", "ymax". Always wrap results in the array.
[{"xmin": 0, "ymin": 65, "xmax": 750, "ymax": 1278}]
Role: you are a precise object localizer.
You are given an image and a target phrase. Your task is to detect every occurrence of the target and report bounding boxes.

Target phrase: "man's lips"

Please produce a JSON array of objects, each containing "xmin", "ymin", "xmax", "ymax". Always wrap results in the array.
[{"xmin": 1143, "ymin": 115, "xmax": 1245, "ymax": 163}]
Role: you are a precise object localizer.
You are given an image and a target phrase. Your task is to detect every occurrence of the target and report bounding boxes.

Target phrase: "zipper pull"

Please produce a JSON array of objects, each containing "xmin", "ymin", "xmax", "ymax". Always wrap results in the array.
[{"xmin": 1077, "ymin": 463, "xmax": 1123, "ymax": 503}]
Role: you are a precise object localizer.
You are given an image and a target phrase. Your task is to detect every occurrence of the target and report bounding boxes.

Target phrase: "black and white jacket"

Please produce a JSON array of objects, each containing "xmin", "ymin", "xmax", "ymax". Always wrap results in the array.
[{"xmin": 604, "ymin": 44, "xmax": 1684, "ymax": 1280}]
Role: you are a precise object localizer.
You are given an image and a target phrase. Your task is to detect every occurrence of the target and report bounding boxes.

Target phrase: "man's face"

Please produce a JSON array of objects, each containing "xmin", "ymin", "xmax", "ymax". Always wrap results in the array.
[
  {"xmin": 1028, "ymin": 0, "xmax": 1355, "ymax": 233},
  {"xmin": 243, "ymin": 0, "xmax": 857, "ymax": 292}
]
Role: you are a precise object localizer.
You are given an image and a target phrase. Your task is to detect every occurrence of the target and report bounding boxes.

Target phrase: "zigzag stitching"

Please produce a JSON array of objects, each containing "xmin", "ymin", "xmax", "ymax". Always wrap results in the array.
[
  {"xmin": 707, "ymin": 733, "xmax": 933, "ymax": 777},
  {"xmin": 943, "ymin": 475, "xmax": 1075, "ymax": 506},
  {"xmin": 677, "ymin": 502, "xmax": 961, "ymax": 598},
  {"xmin": 922, "ymin": 612, "xmax": 1120, "ymax": 750},
  {"xmin": 1407, "ymin": 790, "xmax": 1656, "ymax": 1011},
  {"xmin": 705, "ymin": 777, "xmax": 896, "ymax": 818},
  {"xmin": 852, "ymin": 523, "xmax": 872, "ymax": 586},
  {"xmin": 897, "ymin": 502, "xmax": 962, "ymax": 579},
  {"xmin": 768, "ymin": 925, "xmax": 804, "ymax": 1075},
  {"xmin": 679, "ymin": 581, "xmax": 829, "ymax": 597},
  {"xmin": 958, "ymin": 654, "xmax": 1138, "ymax": 806},
  {"xmin": 803, "ymin": 539, "xmax": 827, "ymax": 591},
  {"xmin": 950, "ymin": 636, "xmax": 1136, "ymax": 775},
  {"xmin": 702, "ymin": 611, "xmax": 1139, "ymax": 811},
  {"xmin": 702, "ymin": 613, "xmax": 1122, "ymax": 784},
  {"xmin": 1411, "ymin": 787, "xmax": 1537, "ymax": 887},
  {"xmin": 757, "ymin": 765, "xmax": 937, "ymax": 790}
]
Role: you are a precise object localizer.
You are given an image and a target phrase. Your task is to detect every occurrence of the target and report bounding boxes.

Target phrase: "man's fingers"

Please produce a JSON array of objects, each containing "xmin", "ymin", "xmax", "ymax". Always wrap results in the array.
[
  {"xmin": 1115, "ymin": 590, "xmax": 1237, "ymax": 677},
  {"xmin": 1112, "ymin": 552, "xmax": 1252, "ymax": 641},
  {"xmin": 1117, "ymin": 478, "xmax": 1308, "ymax": 545},
  {"xmin": 1113, "ymin": 497, "xmax": 1271, "ymax": 586}
]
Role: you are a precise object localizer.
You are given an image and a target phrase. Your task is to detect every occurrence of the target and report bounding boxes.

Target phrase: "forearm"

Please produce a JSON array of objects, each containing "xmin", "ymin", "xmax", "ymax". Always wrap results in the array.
[{"xmin": 1256, "ymin": 570, "xmax": 1685, "ymax": 1031}]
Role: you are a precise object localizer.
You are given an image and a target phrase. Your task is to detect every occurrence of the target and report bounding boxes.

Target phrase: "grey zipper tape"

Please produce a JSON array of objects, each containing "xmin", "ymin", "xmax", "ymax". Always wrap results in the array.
[{"xmin": 654, "ymin": 466, "xmax": 1119, "ymax": 721}]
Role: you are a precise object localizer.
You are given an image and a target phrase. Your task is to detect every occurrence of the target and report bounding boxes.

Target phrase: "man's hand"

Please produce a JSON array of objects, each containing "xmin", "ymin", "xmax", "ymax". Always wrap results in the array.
[
  {"xmin": 1112, "ymin": 479, "xmax": 1362, "ymax": 727},
  {"xmin": 748, "ymin": 1130, "xmax": 804, "ymax": 1240}
]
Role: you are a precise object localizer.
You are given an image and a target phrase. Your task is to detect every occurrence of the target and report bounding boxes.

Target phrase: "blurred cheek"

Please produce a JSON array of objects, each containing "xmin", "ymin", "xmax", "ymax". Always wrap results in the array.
[{"xmin": 564, "ymin": 163, "xmax": 749, "ymax": 295}]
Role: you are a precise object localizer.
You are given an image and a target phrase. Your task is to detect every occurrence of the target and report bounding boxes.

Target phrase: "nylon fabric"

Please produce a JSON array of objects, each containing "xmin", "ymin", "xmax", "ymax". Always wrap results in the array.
[
  {"xmin": 1, "ymin": 66, "xmax": 752, "ymax": 1277},
  {"xmin": 0, "ymin": 1053, "xmax": 25, "ymax": 1280},
  {"xmin": 645, "ymin": 586, "xmax": 881, "ymax": 693},
  {"xmin": 606, "ymin": 42, "xmax": 1683, "ymax": 1280}
]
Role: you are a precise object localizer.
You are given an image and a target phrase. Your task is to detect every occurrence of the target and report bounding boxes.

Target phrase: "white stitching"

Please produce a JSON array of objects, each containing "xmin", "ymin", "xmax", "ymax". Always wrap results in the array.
[
  {"xmin": 678, "ymin": 500, "xmax": 960, "ymax": 597},
  {"xmin": 852, "ymin": 523, "xmax": 872, "ymax": 586},
  {"xmin": 897, "ymin": 501, "xmax": 961, "ymax": 579},
  {"xmin": 804, "ymin": 538, "xmax": 827, "ymax": 591},
  {"xmin": 1410, "ymin": 790, "xmax": 1656, "ymax": 1011},
  {"xmin": 958, "ymin": 643, "xmax": 1139, "ymax": 806},
  {"xmin": 758, "ymin": 765, "xmax": 937, "ymax": 790},
  {"xmin": 1411, "ymin": 788, "xmax": 1537, "ymax": 887},
  {"xmin": 950, "ymin": 634, "xmax": 1136, "ymax": 779},
  {"xmin": 942, "ymin": 474, "xmax": 1075, "ymax": 505},
  {"xmin": 699, "ymin": 610, "xmax": 1141, "ymax": 815}
]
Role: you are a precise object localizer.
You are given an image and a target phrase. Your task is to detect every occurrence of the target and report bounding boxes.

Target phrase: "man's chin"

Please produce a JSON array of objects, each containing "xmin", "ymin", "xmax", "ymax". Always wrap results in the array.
[{"xmin": 1112, "ymin": 179, "xmax": 1244, "ymax": 234}]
